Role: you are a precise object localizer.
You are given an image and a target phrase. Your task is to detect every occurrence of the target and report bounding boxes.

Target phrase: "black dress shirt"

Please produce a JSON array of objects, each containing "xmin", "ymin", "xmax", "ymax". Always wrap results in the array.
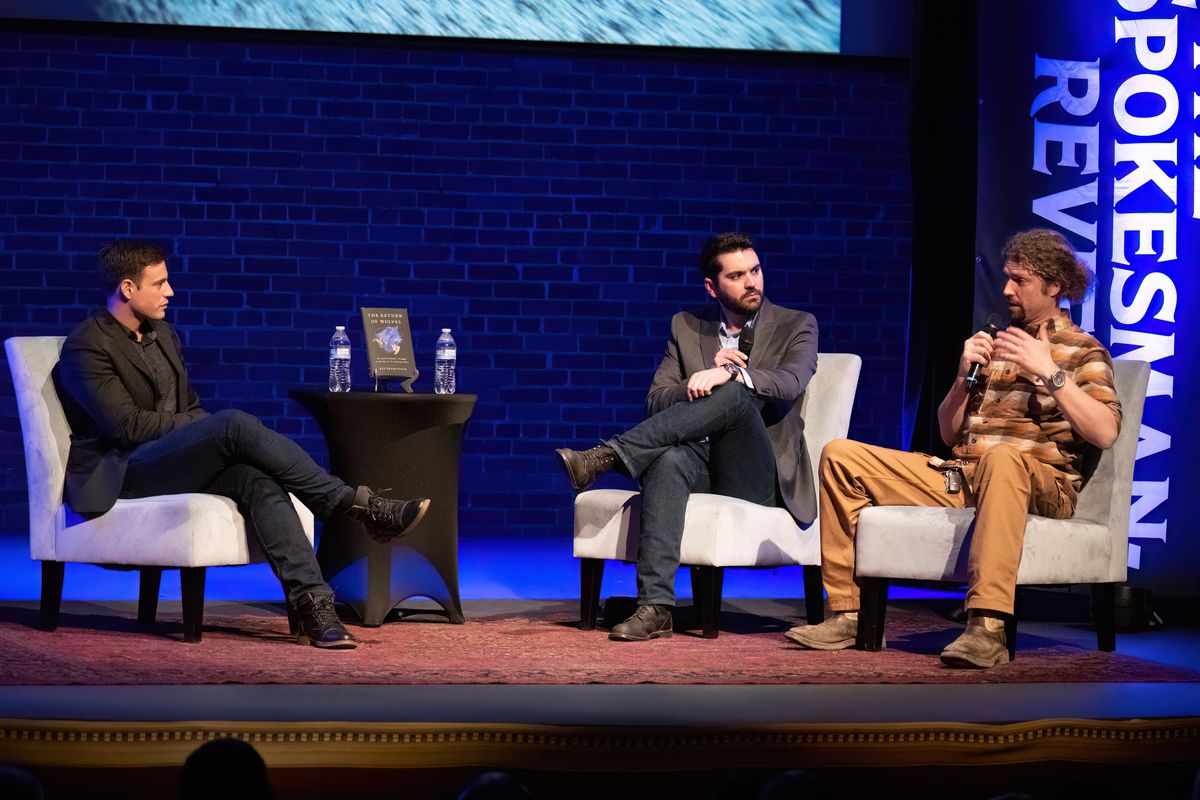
[{"xmin": 125, "ymin": 321, "xmax": 179, "ymax": 416}]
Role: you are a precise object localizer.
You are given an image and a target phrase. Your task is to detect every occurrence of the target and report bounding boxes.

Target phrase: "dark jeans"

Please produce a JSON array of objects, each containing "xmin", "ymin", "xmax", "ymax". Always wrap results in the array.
[
  {"xmin": 121, "ymin": 409, "xmax": 354, "ymax": 605},
  {"xmin": 607, "ymin": 382, "xmax": 777, "ymax": 606}
]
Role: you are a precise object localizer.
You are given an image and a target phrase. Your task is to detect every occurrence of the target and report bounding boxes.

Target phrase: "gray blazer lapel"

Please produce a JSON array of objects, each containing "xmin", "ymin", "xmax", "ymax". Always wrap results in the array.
[
  {"xmin": 699, "ymin": 312, "xmax": 721, "ymax": 370},
  {"xmin": 747, "ymin": 299, "xmax": 779, "ymax": 370}
]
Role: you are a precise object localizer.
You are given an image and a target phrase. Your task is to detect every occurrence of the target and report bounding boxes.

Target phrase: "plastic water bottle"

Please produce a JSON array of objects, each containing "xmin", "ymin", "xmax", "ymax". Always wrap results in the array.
[
  {"xmin": 434, "ymin": 328, "xmax": 456, "ymax": 395},
  {"xmin": 328, "ymin": 326, "xmax": 351, "ymax": 392}
]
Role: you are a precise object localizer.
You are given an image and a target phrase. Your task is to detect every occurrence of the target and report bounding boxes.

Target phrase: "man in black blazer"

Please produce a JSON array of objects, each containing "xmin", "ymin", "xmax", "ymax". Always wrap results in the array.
[
  {"xmin": 557, "ymin": 232, "xmax": 819, "ymax": 641},
  {"xmin": 55, "ymin": 239, "xmax": 431, "ymax": 649}
]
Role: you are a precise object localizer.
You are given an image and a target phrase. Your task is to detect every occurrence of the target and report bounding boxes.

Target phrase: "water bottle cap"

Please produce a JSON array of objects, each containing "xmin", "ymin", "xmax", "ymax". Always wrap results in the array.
[
  {"xmin": 441, "ymin": 328, "xmax": 451, "ymax": 333},
  {"xmin": 335, "ymin": 326, "xmax": 345, "ymax": 330}
]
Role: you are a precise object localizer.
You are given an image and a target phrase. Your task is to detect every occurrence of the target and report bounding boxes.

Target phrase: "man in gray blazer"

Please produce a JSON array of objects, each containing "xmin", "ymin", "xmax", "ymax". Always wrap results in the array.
[
  {"xmin": 55, "ymin": 239, "xmax": 431, "ymax": 649},
  {"xmin": 557, "ymin": 232, "xmax": 819, "ymax": 641}
]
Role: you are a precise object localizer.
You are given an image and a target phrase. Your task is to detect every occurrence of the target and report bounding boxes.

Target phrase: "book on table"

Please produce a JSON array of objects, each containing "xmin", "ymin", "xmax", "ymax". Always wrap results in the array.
[{"xmin": 360, "ymin": 307, "xmax": 418, "ymax": 392}]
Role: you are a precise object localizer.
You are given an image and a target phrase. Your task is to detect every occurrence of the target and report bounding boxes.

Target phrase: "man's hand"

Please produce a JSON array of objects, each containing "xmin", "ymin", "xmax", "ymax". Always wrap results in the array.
[
  {"xmin": 713, "ymin": 347, "xmax": 747, "ymax": 369},
  {"xmin": 687, "ymin": 366, "xmax": 733, "ymax": 400},
  {"xmin": 993, "ymin": 324, "xmax": 1058, "ymax": 382},
  {"xmin": 958, "ymin": 330, "xmax": 995, "ymax": 379}
]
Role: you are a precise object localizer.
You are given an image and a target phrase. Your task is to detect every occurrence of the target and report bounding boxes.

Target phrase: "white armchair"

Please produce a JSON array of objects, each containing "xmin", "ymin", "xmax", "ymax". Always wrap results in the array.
[
  {"xmin": 853, "ymin": 359, "xmax": 1151, "ymax": 657},
  {"xmin": 5, "ymin": 336, "xmax": 314, "ymax": 642},
  {"xmin": 572, "ymin": 353, "xmax": 862, "ymax": 637}
]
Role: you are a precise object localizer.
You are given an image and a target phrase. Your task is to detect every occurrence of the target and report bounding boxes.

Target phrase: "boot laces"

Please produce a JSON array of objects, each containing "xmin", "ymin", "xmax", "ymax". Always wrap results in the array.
[
  {"xmin": 366, "ymin": 492, "xmax": 403, "ymax": 524},
  {"xmin": 584, "ymin": 445, "xmax": 616, "ymax": 471},
  {"xmin": 634, "ymin": 604, "xmax": 663, "ymax": 623},
  {"xmin": 307, "ymin": 595, "xmax": 341, "ymax": 628}
]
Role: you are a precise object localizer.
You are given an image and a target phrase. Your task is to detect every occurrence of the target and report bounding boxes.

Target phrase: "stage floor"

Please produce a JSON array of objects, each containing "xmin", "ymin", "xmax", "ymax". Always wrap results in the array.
[
  {"xmin": 0, "ymin": 597, "xmax": 1197, "ymax": 799},
  {"xmin": 1, "ymin": 530, "xmax": 1197, "ymax": 798},
  {"xmin": 3, "ymin": 595, "xmax": 1199, "ymax": 720}
]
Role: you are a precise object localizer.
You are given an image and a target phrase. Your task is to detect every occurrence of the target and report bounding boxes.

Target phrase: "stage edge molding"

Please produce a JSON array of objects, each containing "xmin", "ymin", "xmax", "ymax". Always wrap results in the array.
[{"xmin": 0, "ymin": 717, "xmax": 1197, "ymax": 770}]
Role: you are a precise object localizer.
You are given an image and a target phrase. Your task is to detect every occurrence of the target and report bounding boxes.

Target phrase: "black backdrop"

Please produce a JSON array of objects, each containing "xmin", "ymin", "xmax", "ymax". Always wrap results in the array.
[{"xmin": 903, "ymin": 1, "xmax": 977, "ymax": 455}]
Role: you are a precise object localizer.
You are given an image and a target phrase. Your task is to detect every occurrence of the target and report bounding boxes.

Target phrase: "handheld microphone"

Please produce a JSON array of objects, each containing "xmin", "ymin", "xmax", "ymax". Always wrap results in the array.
[
  {"xmin": 738, "ymin": 323, "xmax": 755, "ymax": 361},
  {"xmin": 964, "ymin": 315, "xmax": 1000, "ymax": 389}
]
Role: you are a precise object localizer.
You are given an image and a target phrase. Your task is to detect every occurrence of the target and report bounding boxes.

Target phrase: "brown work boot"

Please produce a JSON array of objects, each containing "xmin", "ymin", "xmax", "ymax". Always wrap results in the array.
[
  {"xmin": 555, "ymin": 444, "xmax": 621, "ymax": 491},
  {"xmin": 784, "ymin": 611, "xmax": 869, "ymax": 650},
  {"xmin": 940, "ymin": 615, "xmax": 1009, "ymax": 668}
]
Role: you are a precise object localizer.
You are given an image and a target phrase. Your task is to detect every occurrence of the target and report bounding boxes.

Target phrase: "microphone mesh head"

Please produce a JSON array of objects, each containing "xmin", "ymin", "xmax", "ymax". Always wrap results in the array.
[{"xmin": 984, "ymin": 313, "xmax": 1001, "ymax": 336}]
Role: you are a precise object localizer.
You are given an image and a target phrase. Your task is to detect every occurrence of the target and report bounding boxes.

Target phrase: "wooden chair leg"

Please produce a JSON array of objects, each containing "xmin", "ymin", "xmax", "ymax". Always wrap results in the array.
[
  {"xmin": 803, "ymin": 564, "xmax": 825, "ymax": 624},
  {"xmin": 1091, "ymin": 582, "xmax": 1117, "ymax": 652},
  {"xmin": 138, "ymin": 568, "xmax": 163, "ymax": 625},
  {"xmin": 856, "ymin": 578, "xmax": 888, "ymax": 651},
  {"xmin": 690, "ymin": 566, "xmax": 724, "ymax": 639},
  {"xmin": 689, "ymin": 566, "xmax": 706, "ymax": 629},
  {"xmin": 1004, "ymin": 589, "xmax": 1021, "ymax": 662},
  {"xmin": 579, "ymin": 559, "xmax": 604, "ymax": 630},
  {"xmin": 40, "ymin": 561, "xmax": 64, "ymax": 632},
  {"xmin": 180, "ymin": 567, "xmax": 206, "ymax": 643}
]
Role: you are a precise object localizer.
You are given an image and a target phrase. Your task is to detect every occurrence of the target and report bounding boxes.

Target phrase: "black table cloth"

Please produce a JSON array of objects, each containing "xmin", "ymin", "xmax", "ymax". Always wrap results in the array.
[{"xmin": 291, "ymin": 390, "xmax": 476, "ymax": 626}]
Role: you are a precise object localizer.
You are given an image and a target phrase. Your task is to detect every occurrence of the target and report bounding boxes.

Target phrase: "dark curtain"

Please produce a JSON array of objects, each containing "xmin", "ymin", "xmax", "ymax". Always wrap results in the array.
[{"xmin": 902, "ymin": 0, "xmax": 979, "ymax": 455}]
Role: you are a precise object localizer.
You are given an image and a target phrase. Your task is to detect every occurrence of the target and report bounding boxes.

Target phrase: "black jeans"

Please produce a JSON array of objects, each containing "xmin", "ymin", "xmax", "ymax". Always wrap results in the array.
[
  {"xmin": 607, "ymin": 382, "xmax": 777, "ymax": 606},
  {"xmin": 121, "ymin": 409, "xmax": 354, "ymax": 605}
]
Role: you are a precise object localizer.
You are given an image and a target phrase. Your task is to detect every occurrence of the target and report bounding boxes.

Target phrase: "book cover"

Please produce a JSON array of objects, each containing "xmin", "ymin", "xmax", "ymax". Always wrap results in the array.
[{"xmin": 360, "ymin": 307, "xmax": 417, "ymax": 382}]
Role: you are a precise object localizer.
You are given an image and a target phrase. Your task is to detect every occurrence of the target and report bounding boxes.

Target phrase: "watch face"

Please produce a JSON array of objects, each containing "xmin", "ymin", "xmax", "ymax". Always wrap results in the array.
[{"xmin": 1051, "ymin": 369, "xmax": 1066, "ymax": 389}]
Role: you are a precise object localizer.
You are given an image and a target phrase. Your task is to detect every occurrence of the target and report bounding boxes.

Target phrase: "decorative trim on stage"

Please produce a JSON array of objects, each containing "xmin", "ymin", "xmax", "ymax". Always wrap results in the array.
[{"xmin": 1, "ymin": 717, "xmax": 1197, "ymax": 770}]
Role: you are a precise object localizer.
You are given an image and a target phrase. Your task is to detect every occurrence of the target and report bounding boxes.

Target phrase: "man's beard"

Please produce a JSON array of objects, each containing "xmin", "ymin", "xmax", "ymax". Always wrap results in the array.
[{"xmin": 720, "ymin": 290, "xmax": 762, "ymax": 316}]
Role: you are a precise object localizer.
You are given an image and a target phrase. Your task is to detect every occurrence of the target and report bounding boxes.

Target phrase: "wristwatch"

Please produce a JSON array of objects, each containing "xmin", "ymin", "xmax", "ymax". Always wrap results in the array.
[
  {"xmin": 723, "ymin": 363, "xmax": 741, "ymax": 379},
  {"xmin": 1047, "ymin": 369, "xmax": 1067, "ymax": 390}
]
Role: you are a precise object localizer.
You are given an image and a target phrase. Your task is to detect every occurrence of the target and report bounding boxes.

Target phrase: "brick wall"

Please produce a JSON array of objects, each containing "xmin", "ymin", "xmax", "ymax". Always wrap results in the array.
[{"xmin": 0, "ymin": 25, "xmax": 912, "ymax": 537}]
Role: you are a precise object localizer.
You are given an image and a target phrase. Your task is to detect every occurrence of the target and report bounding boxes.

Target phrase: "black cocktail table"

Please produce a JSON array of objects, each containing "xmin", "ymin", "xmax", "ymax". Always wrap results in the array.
[{"xmin": 290, "ymin": 390, "xmax": 476, "ymax": 626}]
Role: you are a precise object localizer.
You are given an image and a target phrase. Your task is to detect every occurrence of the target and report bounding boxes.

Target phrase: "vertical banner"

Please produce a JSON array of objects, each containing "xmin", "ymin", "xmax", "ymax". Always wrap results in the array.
[{"xmin": 977, "ymin": 0, "xmax": 1198, "ymax": 593}]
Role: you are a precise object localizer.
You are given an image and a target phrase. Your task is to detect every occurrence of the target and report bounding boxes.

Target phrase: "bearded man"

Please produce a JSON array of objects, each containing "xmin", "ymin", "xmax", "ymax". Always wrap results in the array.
[
  {"xmin": 556, "ymin": 232, "xmax": 819, "ymax": 642},
  {"xmin": 785, "ymin": 228, "xmax": 1121, "ymax": 668}
]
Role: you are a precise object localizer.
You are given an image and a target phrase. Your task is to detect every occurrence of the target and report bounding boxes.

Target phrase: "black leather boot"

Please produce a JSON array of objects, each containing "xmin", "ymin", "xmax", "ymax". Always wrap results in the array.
[
  {"xmin": 345, "ymin": 486, "xmax": 431, "ymax": 541},
  {"xmin": 609, "ymin": 604, "xmax": 673, "ymax": 642},
  {"xmin": 294, "ymin": 592, "xmax": 357, "ymax": 649}
]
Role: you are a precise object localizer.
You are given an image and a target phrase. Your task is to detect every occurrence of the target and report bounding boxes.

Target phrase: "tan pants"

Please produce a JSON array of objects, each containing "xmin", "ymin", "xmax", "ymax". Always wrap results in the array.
[{"xmin": 819, "ymin": 440, "xmax": 1075, "ymax": 615}]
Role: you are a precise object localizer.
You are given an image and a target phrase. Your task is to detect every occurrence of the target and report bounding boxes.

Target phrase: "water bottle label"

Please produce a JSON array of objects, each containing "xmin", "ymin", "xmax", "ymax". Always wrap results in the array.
[
  {"xmin": 437, "ymin": 348, "xmax": 456, "ymax": 359},
  {"xmin": 331, "ymin": 347, "xmax": 350, "ymax": 359}
]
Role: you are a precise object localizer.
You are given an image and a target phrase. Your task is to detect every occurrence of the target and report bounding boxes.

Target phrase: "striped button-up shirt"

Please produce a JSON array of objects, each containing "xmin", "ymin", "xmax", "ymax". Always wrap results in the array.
[{"xmin": 952, "ymin": 311, "xmax": 1122, "ymax": 491}]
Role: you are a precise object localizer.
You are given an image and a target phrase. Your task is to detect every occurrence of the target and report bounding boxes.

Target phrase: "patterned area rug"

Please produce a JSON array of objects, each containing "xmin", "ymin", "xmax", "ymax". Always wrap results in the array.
[{"xmin": 0, "ymin": 601, "xmax": 1194, "ymax": 686}]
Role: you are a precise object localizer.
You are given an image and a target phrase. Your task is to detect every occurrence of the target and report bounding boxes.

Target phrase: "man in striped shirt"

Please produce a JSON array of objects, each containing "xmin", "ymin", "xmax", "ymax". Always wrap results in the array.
[{"xmin": 785, "ymin": 229, "xmax": 1122, "ymax": 668}]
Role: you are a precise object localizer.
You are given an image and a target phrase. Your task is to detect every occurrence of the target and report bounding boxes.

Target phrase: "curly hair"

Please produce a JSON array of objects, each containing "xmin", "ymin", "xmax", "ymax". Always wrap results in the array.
[
  {"xmin": 1000, "ymin": 228, "xmax": 1093, "ymax": 302},
  {"xmin": 97, "ymin": 238, "xmax": 169, "ymax": 295},
  {"xmin": 699, "ymin": 232, "xmax": 755, "ymax": 282}
]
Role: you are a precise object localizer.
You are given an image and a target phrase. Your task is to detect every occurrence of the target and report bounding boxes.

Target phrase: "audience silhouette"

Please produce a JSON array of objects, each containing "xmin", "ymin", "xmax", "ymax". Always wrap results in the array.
[{"xmin": 178, "ymin": 738, "xmax": 274, "ymax": 800}]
